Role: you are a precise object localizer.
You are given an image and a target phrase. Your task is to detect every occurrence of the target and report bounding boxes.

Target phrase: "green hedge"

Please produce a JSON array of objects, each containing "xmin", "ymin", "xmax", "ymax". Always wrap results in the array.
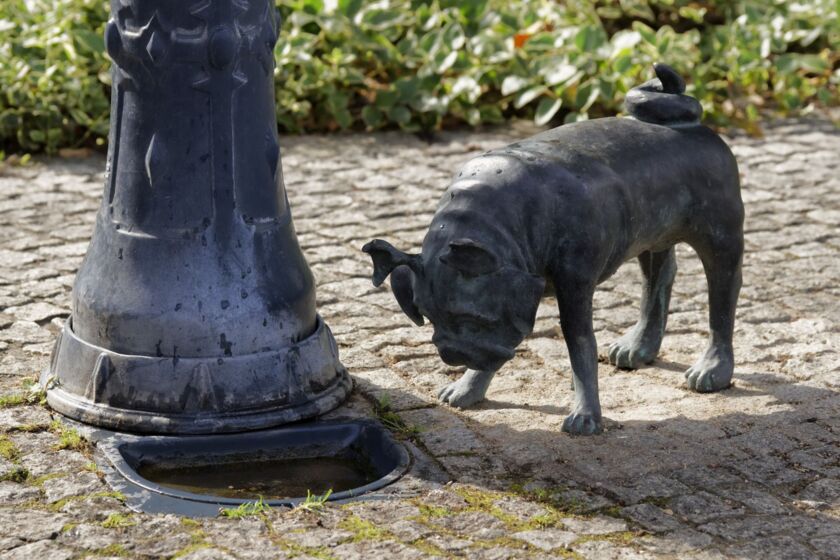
[{"xmin": 1, "ymin": 0, "xmax": 838, "ymax": 154}]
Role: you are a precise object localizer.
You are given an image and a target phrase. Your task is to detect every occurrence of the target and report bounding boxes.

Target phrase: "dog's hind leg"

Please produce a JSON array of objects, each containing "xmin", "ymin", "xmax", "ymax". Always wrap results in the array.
[
  {"xmin": 685, "ymin": 234, "xmax": 743, "ymax": 392},
  {"xmin": 608, "ymin": 248, "xmax": 677, "ymax": 369}
]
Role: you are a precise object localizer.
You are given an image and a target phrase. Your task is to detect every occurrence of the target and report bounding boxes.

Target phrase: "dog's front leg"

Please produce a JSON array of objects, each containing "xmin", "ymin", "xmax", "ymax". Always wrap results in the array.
[
  {"xmin": 558, "ymin": 286, "xmax": 603, "ymax": 435},
  {"xmin": 438, "ymin": 368, "xmax": 498, "ymax": 409}
]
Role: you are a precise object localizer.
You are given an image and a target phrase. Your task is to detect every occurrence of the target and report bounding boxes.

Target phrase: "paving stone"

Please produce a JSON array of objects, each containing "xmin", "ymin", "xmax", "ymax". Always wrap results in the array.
[
  {"xmin": 0, "ymin": 510, "xmax": 69, "ymax": 542},
  {"xmin": 0, "ymin": 406, "xmax": 53, "ymax": 431},
  {"xmin": 57, "ymin": 496, "xmax": 126, "ymax": 521},
  {"xmin": 698, "ymin": 515, "xmax": 793, "ymax": 541},
  {"xmin": 811, "ymin": 534, "xmax": 840, "ymax": 560},
  {"xmin": 57, "ymin": 523, "xmax": 125, "ymax": 550},
  {"xmin": 638, "ymin": 529, "xmax": 714, "ymax": 555},
  {"xmin": 4, "ymin": 302, "xmax": 67, "ymax": 323},
  {"xmin": 283, "ymin": 527, "xmax": 353, "ymax": 548},
  {"xmin": 492, "ymin": 495, "xmax": 551, "ymax": 522},
  {"xmin": 608, "ymin": 474, "xmax": 691, "ymax": 505},
  {"xmin": 0, "ymin": 540, "xmax": 74, "ymax": 560},
  {"xmin": 467, "ymin": 546, "xmax": 536, "ymax": 560},
  {"xmin": 42, "ymin": 471, "xmax": 102, "ymax": 503},
  {"xmin": 384, "ymin": 519, "xmax": 433, "ymax": 542},
  {"xmin": 424, "ymin": 534, "xmax": 474, "ymax": 552},
  {"xmin": 398, "ymin": 407, "xmax": 483, "ymax": 456},
  {"xmin": 511, "ymin": 528, "xmax": 577, "ymax": 551},
  {"xmin": 2, "ymin": 120, "xmax": 839, "ymax": 560},
  {"xmin": 124, "ymin": 515, "xmax": 194, "ymax": 557},
  {"xmin": 0, "ymin": 482, "xmax": 41, "ymax": 504},
  {"xmin": 329, "ymin": 540, "xmax": 425, "ymax": 560},
  {"xmin": 177, "ymin": 549, "xmax": 238, "ymax": 560},
  {"xmin": 620, "ymin": 503, "xmax": 682, "ymax": 533},
  {"xmin": 716, "ymin": 487, "xmax": 788, "ymax": 515},
  {"xmin": 421, "ymin": 487, "xmax": 469, "ymax": 510},
  {"xmin": 570, "ymin": 540, "xmax": 655, "ymax": 560},
  {"xmin": 726, "ymin": 535, "xmax": 815, "ymax": 560},
  {"xmin": 17, "ymin": 448, "xmax": 90, "ymax": 479},
  {"xmin": 798, "ymin": 478, "xmax": 840, "ymax": 506},
  {"xmin": 431, "ymin": 511, "xmax": 507, "ymax": 539},
  {"xmin": 343, "ymin": 500, "xmax": 421, "ymax": 525},
  {"xmin": 560, "ymin": 515, "xmax": 628, "ymax": 535},
  {"xmin": 669, "ymin": 492, "xmax": 745, "ymax": 524},
  {"xmin": 549, "ymin": 488, "xmax": 615, "ymax": 513},
  {"xmin": 203, "ymin": 518, "xmax": 286, "ymax": 559}
]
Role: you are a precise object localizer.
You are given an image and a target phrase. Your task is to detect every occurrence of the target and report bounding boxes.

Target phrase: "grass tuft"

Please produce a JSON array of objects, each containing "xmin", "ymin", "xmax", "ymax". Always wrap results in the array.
[
  {"xmin": 219, "ymin": 496, "xmax": 273, "ymax": 518},
  {"xmin": 373, "ymin": 395, "xmax": 420, "ymax": 439},
  {"xmin": 50, "ymin": 420, "xmax": 93, "ymax": 455},
  {"xmin": 296, "ymin": 488, "xmax": 333, "ymax": 513}
]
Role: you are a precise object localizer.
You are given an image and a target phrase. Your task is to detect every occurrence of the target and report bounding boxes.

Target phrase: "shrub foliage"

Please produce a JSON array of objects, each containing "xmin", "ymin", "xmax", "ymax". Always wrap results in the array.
[{"xmin": 1, "ymin": 0, "xmax": 837, "ymax": 153}]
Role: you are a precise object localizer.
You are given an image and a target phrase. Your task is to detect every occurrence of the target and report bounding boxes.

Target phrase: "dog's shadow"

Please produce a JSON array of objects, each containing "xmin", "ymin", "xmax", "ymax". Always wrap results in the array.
[{"xmin": 350, "ymin": 368, "xmax": 840, "ymax": 557}]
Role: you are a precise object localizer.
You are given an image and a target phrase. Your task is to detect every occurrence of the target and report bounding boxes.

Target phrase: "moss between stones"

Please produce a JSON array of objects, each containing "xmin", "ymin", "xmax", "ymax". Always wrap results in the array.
[
  {"xmin": 91, "ymin": 543, "xmax": 130, "ymax": 557},
  {"xmin": 0, "ymin": 394, "xmax": 27, "ymax": 409},
  {"xmin": 414, "ymin": 502, "xmax": 451, "ymax": 520},
  {"xmin": 338, "ymin": 515, "xmax": 391, "ymax": 542},
  {"xmin": 0, "ymin": 435, "xmax": 21, "ymax": 462},
  {"xmin": 0, "ymin": 466, "xmax": 30, "ymax": 483},
  {"xmin": 47, "ymin": 490, "xmax": 127, "ymax": 512},
  {"xmin": 571, "ymin": 530, "xmax": 642, "ymax": 547},
  {"xmin": 411, "ymin": 538, "xmax": 448, "ymax": 556},
  {"xmin": 453, "ymin": 485, "xmax": 566, "ymax": 531},
  {"xmin": 29, "ymin": 472, "xmax": 65, "ymax": 488},
  {"xmin": 5, "ymin": 423, "xmax": 50, "ymax": 433},
  {"xmin": 639, "ymin": 496, "xmax": 672, "ymax": 508},
  {"xmin": 101, "ymin": 513, "xmax": 137, "ymax": 528},
  {"xmin": 50, "ymin": 420, "xmax": 93, "ymax": 455},
  {"xmin": 274, "ymin": 540, "xmax": 336, "ymax": 560}
]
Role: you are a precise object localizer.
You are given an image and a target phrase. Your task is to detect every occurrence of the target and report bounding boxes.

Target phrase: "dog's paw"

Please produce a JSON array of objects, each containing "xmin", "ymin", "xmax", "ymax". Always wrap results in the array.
[
  {"xmin": 437, "ymin": 370, "xmax": 493, "ymax": 409},
  {"xmin": 685, "ymin": 346, "xmax": 733, "ymax": 392},
  {"xmin": 562, "ymin": 410, "xmax": 603, "ymax": 436},
  {"xmin": 608, "ymin": 334, "xmax": 656, "ymax": 370}
]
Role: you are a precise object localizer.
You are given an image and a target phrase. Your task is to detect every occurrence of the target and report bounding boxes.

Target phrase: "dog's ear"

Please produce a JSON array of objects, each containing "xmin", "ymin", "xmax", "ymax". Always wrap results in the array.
[
  {"xmin": 362, "ymin": 239, "xmax": 422, "ymax": 287},
  {"xmin": 390, "ymin": 266, "xmax": 424, "ymax": 326},
  {"xmin": 439, "ymin": 238, "xmax": 499, "ymax": 277},
  {"xmin": 508, "ymin": 271, "xmax": 546, "ymax": 336}
]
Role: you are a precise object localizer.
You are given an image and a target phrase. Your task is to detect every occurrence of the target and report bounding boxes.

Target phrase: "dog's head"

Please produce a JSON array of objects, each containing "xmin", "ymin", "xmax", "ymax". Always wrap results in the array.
[{"xmin": 362, "ymin": 238, "xmax": 544, "ymax": 372}]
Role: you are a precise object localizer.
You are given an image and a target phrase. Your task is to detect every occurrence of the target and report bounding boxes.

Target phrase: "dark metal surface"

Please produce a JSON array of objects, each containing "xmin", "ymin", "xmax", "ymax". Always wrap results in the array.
[
  {"xmin": 44, "ymin": 0, "xmax": 350, "ymax": 433},
  {"xmin": 364, "ymin": 65, "xmax": 744, "ymax": 436},
  {"xmin": 94, "ymin": 420, "xmax": 411, "ymax": 516}
]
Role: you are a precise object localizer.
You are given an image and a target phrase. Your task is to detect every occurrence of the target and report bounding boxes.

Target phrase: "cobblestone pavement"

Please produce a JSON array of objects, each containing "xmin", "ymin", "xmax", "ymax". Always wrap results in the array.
[{"xmin": 1, "ymin": 118, "xmax": 838, "ymax": 559}]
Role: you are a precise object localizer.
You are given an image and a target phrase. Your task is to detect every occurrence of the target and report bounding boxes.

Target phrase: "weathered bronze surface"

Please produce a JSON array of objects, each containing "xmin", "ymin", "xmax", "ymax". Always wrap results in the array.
[
  {"xmin": 364, "ymin": 65, "xmax": 744, "ymax": 435},
  {"xmin": 43, "ymin": 0, "xmax": 350, "ymax": 433}
]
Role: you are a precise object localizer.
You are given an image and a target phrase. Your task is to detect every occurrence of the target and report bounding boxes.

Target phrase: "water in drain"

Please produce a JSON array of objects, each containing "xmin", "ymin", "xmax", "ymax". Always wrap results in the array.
[{"xmin": 137, "ymin": 454, "xmax": 377, "ymax": 500}]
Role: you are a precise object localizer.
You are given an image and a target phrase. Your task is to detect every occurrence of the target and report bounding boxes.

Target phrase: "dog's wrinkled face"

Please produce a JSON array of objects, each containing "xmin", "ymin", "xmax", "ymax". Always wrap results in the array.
[{"xmin": 362, "ymin": 238, "xmax": 544, "ymax": 372}]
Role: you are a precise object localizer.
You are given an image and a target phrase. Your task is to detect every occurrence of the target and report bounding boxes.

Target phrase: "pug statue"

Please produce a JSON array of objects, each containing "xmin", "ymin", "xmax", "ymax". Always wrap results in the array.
[{"xmin": 363, "ymin": 64, "xmax": 743, "ymax": 435}]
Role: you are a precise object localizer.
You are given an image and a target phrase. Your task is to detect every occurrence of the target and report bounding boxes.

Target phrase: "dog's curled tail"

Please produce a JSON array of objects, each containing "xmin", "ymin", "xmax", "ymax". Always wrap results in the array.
[{"xmin": 625, "ymin": 63, "xmax": 702, "ymax": 126}]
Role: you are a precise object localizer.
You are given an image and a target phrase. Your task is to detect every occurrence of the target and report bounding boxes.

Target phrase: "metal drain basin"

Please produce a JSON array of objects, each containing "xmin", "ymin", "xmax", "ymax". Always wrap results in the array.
[{"xmin": 98, "ymin": 420, "xmax": 411, "ymax": 516}]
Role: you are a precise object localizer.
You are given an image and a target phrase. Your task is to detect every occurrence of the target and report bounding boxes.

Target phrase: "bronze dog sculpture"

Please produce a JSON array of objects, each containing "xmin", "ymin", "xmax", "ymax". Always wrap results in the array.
[{"xmin": 363, "ymin": 64, "xmax": 744, "ymax": 435}]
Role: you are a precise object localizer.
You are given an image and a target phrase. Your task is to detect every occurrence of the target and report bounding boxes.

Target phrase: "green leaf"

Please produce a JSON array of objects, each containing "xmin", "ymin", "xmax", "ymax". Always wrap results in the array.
[
  {"xmin": 338, "ymin": 0, "xmax": 363, "ymax": 18},
  {"xmin": 388, "ymin": 105, "xmax": 412, "ymax": 125},
  {"xmin": 534, "ymin": 97, "xmax": 562, "ymax": 126},
  {"xmin": 541, "ymin": 61, "xmax": 578, "ymax": 87},
  {"xmin": 514, "ymin": 85, "xmax": 546, "ymax": 109},
  {"xmin": 501, "ymin": 75, "xmax": 530, "ymax": 96}
]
